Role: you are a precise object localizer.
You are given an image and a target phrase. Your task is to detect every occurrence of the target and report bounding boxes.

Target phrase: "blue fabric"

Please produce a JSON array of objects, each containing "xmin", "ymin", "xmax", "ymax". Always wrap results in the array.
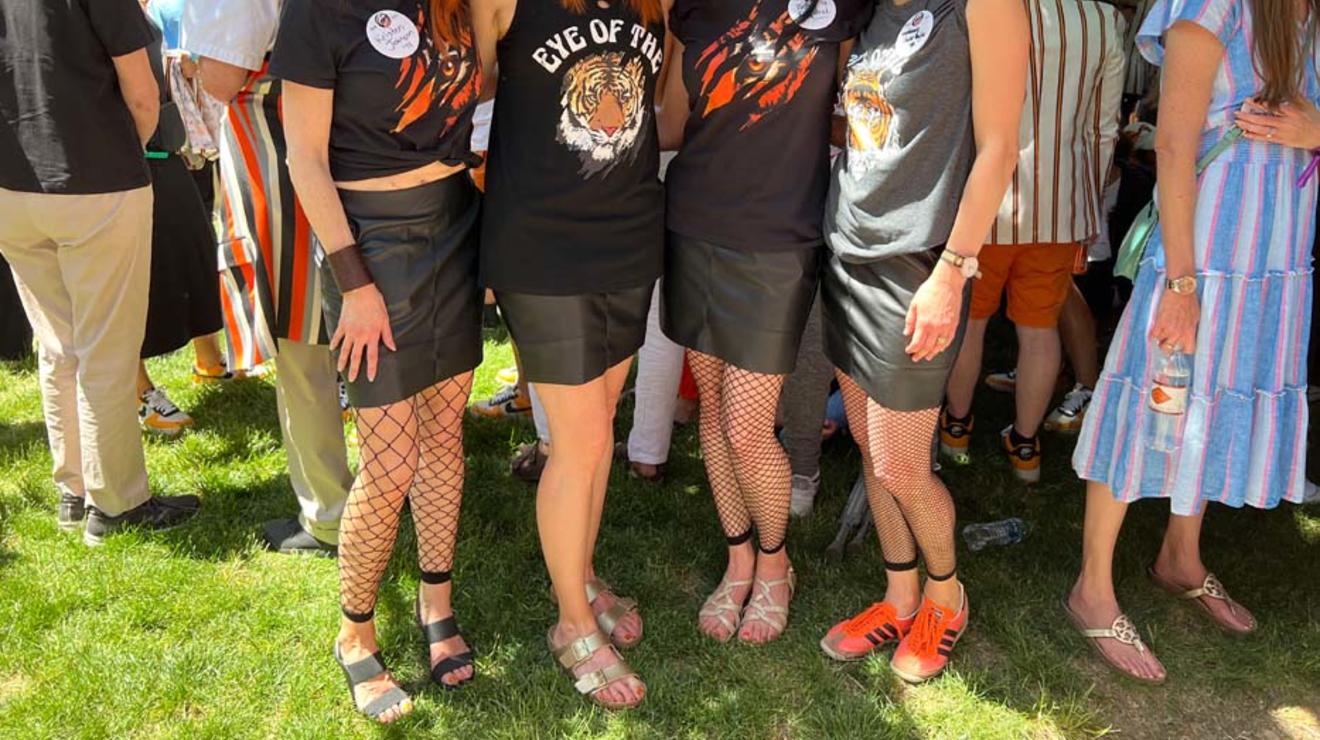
[{"xmin": 148, "ymin": 0, "xmax": 185, "ymax": 51}]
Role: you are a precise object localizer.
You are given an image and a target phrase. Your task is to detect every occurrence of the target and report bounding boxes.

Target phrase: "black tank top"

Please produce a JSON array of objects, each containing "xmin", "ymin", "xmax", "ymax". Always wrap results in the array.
[{"xmin": 481, "ymin": 0, "xmax": 666, "ymax": 295}]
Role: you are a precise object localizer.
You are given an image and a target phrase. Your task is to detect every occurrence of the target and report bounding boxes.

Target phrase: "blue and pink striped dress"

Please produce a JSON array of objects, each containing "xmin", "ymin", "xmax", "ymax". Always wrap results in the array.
[{"xmin": 1073, "ymin": 0, "xmax": 1319, "ymax": 514}]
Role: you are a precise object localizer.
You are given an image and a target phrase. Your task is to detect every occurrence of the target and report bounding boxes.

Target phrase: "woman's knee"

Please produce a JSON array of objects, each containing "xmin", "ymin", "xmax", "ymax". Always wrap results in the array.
[{"xmin": 720, "ymin": 410, "xmax": 774, "ymax": 461}]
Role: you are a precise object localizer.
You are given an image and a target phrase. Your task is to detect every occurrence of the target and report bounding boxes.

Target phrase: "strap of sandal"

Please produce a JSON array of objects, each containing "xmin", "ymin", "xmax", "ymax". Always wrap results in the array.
[
  {"xmin": 586, "ymin": 578, "xmax": 639, "ymax": 637},
  {"xmin": 1179, "ymin": 573, "xmax": 1229, "ymax": 602},
  {"xmin": 1079, "ymin": 614, "xmax": 1149, "ymax": 654},
  {"xmin": 361, "ymin": 686, "xmax": 411, "ymax": 719},
  {"xmin": 334, "ymin": 645, "xmax": 411, "ymax": 719},
  {"xmin": 421, "ymin": 615, "xmax": 462, "ymax": 645},
  {"xmin": 699, "ymin": 578, "xmax": 752, "ymax": 634},
  {"xmin": 573, "ymin": 657, "xmax": 637, "ymax": 697},
  {"xmin": 551, "ymin": 630, "xmax": 611, "ymax": 671},
  {"xmin": 340, "ymin": 649, "xmax": 391, "ymax": 685},
  {"xmin": 549, "ymin": 630, "xmax": 638, "ymax": 697},
  {"xmin": 741, "ymin": 571, "xmax": 796, "ymax": 631}
]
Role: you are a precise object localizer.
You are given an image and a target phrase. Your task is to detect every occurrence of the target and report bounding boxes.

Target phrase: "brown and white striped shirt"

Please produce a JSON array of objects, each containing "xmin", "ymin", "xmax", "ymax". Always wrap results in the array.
[
  {"xmin": 989, "ymin": 0, "xmax": 1127, "ymax": 246},
  {"xmin": 1122, "ymin": 0, "xmax": 1157, "ymax": 97}
]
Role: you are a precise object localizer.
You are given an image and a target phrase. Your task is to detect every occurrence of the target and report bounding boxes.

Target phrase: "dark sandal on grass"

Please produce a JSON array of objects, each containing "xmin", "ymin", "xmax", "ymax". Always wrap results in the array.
[
  {"xmin": 586, "ymin": 577, "xmax": 643, "ymax": 649},
  {"xmin": 547, "ymin": 628, "xmax": 643, "ymax": 710},
  {"xmin": 415, "ymin": 603, "xmax": 475, "ymax": 689},
  {"xmin": 1061, "ymin": 597, "xmax": 1165, "ymax": 685},
  {"xmin": 333, "ymin": 642, "xmax": 414, "ymax": 721},
  {"xmin": 1147, "ymin": 568, "xmax": 1257, "ymax": 635}
]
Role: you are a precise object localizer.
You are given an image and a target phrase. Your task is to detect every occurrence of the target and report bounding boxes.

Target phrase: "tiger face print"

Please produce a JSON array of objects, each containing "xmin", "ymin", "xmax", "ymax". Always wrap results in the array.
[
  {"xmin": 556, "ymin": 52, "xmax": 648, "ymax": 178},
  {"xmin": 843, "ymin": 67, "xmax": 895, "ymax": 154}
]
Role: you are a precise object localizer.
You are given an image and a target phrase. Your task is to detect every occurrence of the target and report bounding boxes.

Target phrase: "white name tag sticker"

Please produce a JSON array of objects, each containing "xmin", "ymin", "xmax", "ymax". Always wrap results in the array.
[
  {"xmin": 366, "ymin": 10, "xmax": 420, "ymax": 59},
  {"xmin": 788, "ymin": 0, "xmax": 837, "ymax": 30},
  {"xmin": 896, "ymin": 10, "xmax": 935, "ymax": 57}
]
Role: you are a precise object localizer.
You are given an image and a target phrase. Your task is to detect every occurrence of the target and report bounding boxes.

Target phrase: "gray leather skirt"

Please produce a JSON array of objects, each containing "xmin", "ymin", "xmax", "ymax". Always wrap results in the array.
[
  {"xmin": 662, "ymin": 231, "xmax": 821, "ymax": 375},
  {"xmin": 495, "ymin": 284, "xmax": 652, "ymax": 386},
  {"xmin": 821, "ymin": 249, "xmax": 971, "ymax": 412},
  {"xmin": 320, "ymin": 176, "xmax": 483, "ymax": 408}
]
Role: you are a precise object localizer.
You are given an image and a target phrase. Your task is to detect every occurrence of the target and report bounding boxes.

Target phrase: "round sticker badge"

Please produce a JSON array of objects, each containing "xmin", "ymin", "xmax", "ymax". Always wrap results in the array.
[
  {"xmin": 366, "ymin": 10, "xmax": 420, "ymax": 59},
  {"xmin": 896, "ymin": 10, "xmax": 935, "ymax": 57},
  {"xmin": 787, "ymin": 0, "xmax": 837, "ymax": 30}
]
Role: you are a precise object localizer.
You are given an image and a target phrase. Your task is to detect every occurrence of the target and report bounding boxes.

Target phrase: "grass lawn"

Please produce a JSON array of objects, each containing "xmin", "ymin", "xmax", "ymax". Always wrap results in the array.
[{"xmin": 0, "ymin": 331, "xmax": 1318, "ymax": 739}]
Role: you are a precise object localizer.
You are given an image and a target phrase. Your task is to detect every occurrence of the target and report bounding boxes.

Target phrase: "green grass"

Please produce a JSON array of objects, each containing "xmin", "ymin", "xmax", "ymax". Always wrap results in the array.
[{"xmin": 0, "ymin": 332, "xmax": 1317, "ymax": 739}]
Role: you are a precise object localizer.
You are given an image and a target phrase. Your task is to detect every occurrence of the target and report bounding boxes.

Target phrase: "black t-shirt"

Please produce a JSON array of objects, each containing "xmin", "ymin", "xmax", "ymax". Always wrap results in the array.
[
  {"xmin": 666, "ymin": 0, "xmax": 869, "ymax": 252},
  {"xmin": 270, "ymin": 0, "xmax": 482, "ymax": 182},
  {"xmin": 0, "ymin": 0, "xmax": 153, "ymax": 194},
  {"xmin": 480, "ymin": 0, "xmax": 666, "ymax": 295}
]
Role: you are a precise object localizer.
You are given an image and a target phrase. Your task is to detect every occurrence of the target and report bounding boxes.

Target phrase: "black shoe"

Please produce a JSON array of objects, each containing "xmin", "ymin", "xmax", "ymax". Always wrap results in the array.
[
  {"xmin": 58, "ymin": 492, "xmax": 86, "ymax": 531},
  {"xmin": 262, "ymin": 517, "xmax": 337, "ymax": 557},
  {"xmin": 83, "ymin": 494, "xmax": 201, "ymax": 547}
]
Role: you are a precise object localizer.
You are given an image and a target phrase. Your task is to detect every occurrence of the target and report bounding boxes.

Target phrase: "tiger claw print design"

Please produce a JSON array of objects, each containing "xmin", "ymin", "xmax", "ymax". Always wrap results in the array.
[
  {"xmin": 693, "ymin": 0, "xmax": 818, "ymax": 131},
  {"xmin": 556, "ymin": 52, "xmax": 648, "ymax": 178},
  {"xmin": 391, "ymin": 13, "xmax": 481, "ymax": 134}
]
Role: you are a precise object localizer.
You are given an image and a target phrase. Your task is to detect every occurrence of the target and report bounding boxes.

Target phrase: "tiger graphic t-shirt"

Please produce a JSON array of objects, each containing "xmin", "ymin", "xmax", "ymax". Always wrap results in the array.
[
  {"xmin": 665, "ymin": 0, "xmax": 871, "ymax": 253},
  {"xmin": 481, "ymin": 0, "xmax": 666, "ymax": 296},
  {"xmin": 270, "ymin": 0, "xmax": 482, "ymax": 182},
  {"xmin": 825, "ymin": 0, "xmax": 974, "ymax": 263}
]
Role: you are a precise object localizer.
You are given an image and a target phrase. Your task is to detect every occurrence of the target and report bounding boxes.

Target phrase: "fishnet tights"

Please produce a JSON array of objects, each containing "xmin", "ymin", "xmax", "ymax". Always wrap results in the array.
[
  {"xmin": 837, "ymin": 372, "xmax": 957, "ymax": 579},
  {"xmin": 689, "ymin": 351, "xmax": 791, "ymax": 552},
  {"xmin": 339, "ymin": 374, "xmax": 473, "ymax": 617}
]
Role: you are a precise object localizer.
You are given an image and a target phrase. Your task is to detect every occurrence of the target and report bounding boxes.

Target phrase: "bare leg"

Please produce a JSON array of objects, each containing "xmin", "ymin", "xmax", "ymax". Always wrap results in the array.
[
  {"xmin": 136, "ymin": 361, "xmax": 152, "ymax": 397},
  {"xmin": 1153, "ymin": 507, "xmax": 1256, "ymax": 632},
  {"xmin": 1067, "ymin": 481, "xmax": 1165, "ymax": 681},
  {"xmin": 191, "ymin": 332, "xmax": 226, "ymax": 371},
  {"xmin": 944, "ymin": 318, "xmax": 988, "ymax": 419},
  {"xmin": 1058, "ymin": 285, "xmax": 1099, "ymax": 388},
  {"xmin": 536, "ymin": 375, "xmax": 645, "ymax": 707},
  {"xmin": 1013, "ymin": 325, "xmax": 1061, "ymax": 438}
]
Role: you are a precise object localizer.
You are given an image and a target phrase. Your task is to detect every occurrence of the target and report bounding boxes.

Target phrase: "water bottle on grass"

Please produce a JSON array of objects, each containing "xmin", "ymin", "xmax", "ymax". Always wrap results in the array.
[
  {"xmin": 1149, "ymin": 350, "xmax": 1190, "ymax": 453},
  {"xmin": 961, "ymin": 518, "xmax": 1030, "ymax": 552}
]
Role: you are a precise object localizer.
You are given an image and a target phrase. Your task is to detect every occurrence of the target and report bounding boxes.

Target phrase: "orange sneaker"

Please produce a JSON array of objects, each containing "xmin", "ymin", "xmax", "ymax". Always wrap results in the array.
[
  {"xmin": 890, "ymin": 588, "xmax": 968, "ymax": 683},
  {"xmin": 939, "ymin": 410, "xmax": 973, "ymax": 465},
  {"xmin": 1001, "ymin": 426, "xmax": 1041, "ymax": 483},
  {"xmin": 820, "ymin": 601, "xmax": 916, "ymax": 662}
]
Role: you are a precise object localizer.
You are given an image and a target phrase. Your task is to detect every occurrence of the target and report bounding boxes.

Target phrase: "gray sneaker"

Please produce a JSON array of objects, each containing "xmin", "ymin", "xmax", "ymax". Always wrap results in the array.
[
  {"xmin": 790, "ymin": 472, "xmax": 821, "ymax": 518},
  {"xmin": 84, "ymin": 495, "xmax": 201, "ymax": 546},
  {"xmin": 58, "ymin": 491, "xmax": 86, "ymax": 531}
]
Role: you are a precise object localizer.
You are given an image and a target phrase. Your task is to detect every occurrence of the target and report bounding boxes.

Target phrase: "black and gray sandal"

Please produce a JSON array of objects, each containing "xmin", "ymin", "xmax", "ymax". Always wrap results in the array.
[
  {"xmin": 332, "ymin": 642, "xmax": 413, "ymax": 722},
  {"xmin": 415, "ymin": 606, "xmax": 475, "ymax": 690}
]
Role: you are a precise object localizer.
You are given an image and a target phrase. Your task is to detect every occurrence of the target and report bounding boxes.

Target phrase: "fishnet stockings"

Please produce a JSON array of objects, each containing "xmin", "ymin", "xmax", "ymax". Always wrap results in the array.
[
  {"xmin": 339, "ymin": 374, "xmax": 473, "ymax": 617},
  {"xmin": 689, "ymin": 351, "xmax": 791, "ymax": 552},
  {"xmin": 837, "ymin": 372, "xmax": 957, "ymax": 579}
]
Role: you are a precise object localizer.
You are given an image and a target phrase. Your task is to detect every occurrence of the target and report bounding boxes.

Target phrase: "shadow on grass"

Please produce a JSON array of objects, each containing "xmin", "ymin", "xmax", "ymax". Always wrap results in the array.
[{"xmin": 0, "ymin": 420, "xmax": 46, "ymax": 458}]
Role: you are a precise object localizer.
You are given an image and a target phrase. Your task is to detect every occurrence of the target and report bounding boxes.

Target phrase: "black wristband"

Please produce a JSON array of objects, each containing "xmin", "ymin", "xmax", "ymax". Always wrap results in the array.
[{"xmin": 327, "ymin": 245, "xmax": 373, "ymax": 293}]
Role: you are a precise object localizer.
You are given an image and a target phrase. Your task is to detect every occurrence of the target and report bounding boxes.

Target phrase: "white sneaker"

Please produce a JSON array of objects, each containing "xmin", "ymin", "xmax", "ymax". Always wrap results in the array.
[
  {"xmin": 984, "ymin": 369, "xmax": 1017, "ymax": 394},
  {"xmin": 1044, "ymin": 384, "xmax": 1093, "ymax": 433},
  {"xmin": 138, "ymin": 387, "xmax": 193, "ymax": 436},
  {"xmin": 1304, "ymin": 479, "xmax": 1320, "ymax": 505},
  {"xmin": 790, "ymin": 472, "xmax": 820, "ymax": 518}
]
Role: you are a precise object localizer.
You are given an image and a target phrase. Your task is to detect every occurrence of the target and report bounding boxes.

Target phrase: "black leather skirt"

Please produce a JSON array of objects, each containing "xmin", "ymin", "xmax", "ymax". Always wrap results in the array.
[
  {"xmin": 821, "ymin": 249, "xmax": 971, "ymax": 412},
  {"xmin": 662, "ymin": 231, "xmax": 821, "ymax": 375},
  {"xmin": 320, "ymin": 176, "xmax": 483, "ymax": 408},
  {"xmin": 495, "ymin": 284, "xmax": 652, "ymax": 386}
]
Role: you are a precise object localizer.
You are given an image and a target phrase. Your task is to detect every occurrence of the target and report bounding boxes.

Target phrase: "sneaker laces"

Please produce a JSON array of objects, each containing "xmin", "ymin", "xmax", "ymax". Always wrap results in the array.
[
  {"xmin": 843, "ymin": 602, "xmax": 899, "ymax": 638},
  {"xmin": 142, "ymin": 388, "xmax": 181, "ymax": 416},
  {"xmin": 1057, "ymin": 385, "xmax": 1093, "ymax": 416},
  {"xmin": 906, "ymin": 602, "xmax": 950, "ymax": 658}
]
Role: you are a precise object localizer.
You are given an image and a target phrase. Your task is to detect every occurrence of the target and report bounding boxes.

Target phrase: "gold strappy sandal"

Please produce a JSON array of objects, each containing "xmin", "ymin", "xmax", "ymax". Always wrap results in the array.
[
  {"xmin": 1061, "ymin": 597, "xmax": 1166, "ymax": 685},
  {"xmin": 547, "ymin": 628, "xmax": 644, "ymax": 710},
  {"xmin": 737, "ymin": 568, "xmax": 796, "ymax": 644},
  {"xmin": 698, "ymin": 577, "xmax": 752, "ymax": 643},
  {"xmin": 1148, "ymin": 568, "xmax": 1257, "ymax": 635},
  {"xmin": 586, "ymin": 578, "xmax": 643, "ymax": 648}
]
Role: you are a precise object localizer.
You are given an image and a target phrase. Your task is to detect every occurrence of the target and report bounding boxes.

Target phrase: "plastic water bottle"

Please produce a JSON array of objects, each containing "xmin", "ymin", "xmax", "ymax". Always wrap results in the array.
[
  {"xmin": 961, "ymin": 518, "xmax": 1030, "ymax": 552},
  {"xmin": 1148, "ymin": 350, "xmax": 1190, "ymax": 452}
]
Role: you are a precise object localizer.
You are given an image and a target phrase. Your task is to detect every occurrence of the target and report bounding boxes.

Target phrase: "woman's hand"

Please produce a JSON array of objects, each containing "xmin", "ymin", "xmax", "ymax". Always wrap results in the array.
[
  {"xmin": 1235, "ymin": 99, "xmax": 1320, "ymax": 150},
  {"xmin": 1148, "ymin": 289, "xmax": 1199, "ymax": 355},
  {"xmin": 330, "ymin": 284, "xmax": 396, "ymax": 383},
  {"xmin": 905, "ymin": 262, "xmax": 966, "ymax": 362}
]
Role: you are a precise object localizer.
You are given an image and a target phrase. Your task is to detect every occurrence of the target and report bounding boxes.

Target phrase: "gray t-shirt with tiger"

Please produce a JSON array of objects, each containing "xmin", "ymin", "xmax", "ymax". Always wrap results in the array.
[{"xmin": 825, "ymin": 0, "xmax": 974, "ymax": 263}]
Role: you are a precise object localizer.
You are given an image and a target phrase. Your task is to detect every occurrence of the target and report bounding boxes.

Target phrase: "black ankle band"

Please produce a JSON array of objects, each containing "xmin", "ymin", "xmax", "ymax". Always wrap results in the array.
[
  {"xmin": 926, "ymin": 569, "xmax": 957, "ymax": 582},
  {"xmin": 342, "ymin": 608, "xmax": 374, "ymax": 623},
  {"xmin": 726, "ymin": 528, "xmax": 754, "ymax": 546},
  {"xmin": 1009, "ymin": 427, "xmax": 1036, "ymax": 446},
  {"xmin": 420, "ymin": 570, "xmax": 451, "ymax": 585},
  {"xmin": 885, "ymin": 558, "xmax": 919, "ymax": 572},
  {"xmin": 945, "ymin": 409, "xmax": 972, "ymax": 424},
  {"xmin": 758, "ymin": 540, "xmax": 786, "ymax": 555}
]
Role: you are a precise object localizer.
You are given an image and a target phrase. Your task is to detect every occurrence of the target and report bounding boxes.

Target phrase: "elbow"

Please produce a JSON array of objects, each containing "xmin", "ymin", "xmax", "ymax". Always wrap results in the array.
[
  {"xmin": 1153, "ymin": 133, "xmax": 1199, "ymax": 169},
  {"xmin": 977, "ymin": 139, "xmax": 1019, "ymax": 181}
]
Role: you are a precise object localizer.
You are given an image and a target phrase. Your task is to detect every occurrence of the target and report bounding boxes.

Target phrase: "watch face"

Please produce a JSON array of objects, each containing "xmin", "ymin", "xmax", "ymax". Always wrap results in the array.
[{"xmin": 961, "ymin": 257, "xmax": 979, "ymax": 279}]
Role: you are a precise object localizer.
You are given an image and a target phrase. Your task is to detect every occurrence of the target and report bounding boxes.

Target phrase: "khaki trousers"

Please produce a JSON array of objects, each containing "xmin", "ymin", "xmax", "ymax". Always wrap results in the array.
[
  {"xmin": 0, "ymin": 186, "xmax": 153, "ymax": 516},
  {"xmin": 273, "ymin": 338, "xmax": 352, "ymax": 544}
]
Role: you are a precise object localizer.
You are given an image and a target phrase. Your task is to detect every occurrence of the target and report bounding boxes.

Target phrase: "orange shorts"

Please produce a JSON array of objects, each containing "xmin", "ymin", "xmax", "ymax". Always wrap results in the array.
[{"xmin": 969, "ymin": 243, "xmax": 1081, "ymax": 327}]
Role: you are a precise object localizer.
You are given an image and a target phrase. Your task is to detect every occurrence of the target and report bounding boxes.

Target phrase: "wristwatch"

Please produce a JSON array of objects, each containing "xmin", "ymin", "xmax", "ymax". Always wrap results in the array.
[
  {"xmin": 939, "ymin": 250, "xmax": 981, "ymax": 280},
  {"xmin": 1165, "ymin": 275, "xmax": 1198, "ymax": 295}
]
